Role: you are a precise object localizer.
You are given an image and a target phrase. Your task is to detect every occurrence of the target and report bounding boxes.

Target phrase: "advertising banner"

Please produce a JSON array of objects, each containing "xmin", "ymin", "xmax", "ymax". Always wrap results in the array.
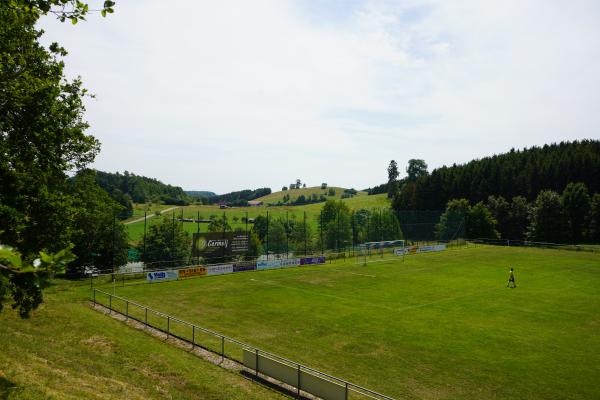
[
  {"xmin": 257, "ymin": 260, "xmax": 283, "ymax": 270},
  {"xmin": 179, "ymin": 266, "xmax": 207, "ymax": 278},
  {"xmin": 300, "ymin": 256, "xmax": 326, "ymax": 265},
  {"xmin": 394, "ymin": 244, "xmax": 446, "ymax": 256},
  {"xmin": 147, "ymin": 270, "xmax": 179, "ymax": 282},
  {"xmin": 233, "ymin": 262, "xmax": 257, "ymax": 272},
  {"xmin": 280, "ymin": 258, "xmax": 300, "ymax": 268},
  {"xmin": 193, "ymin": 232, "xmax": 249, "ymax": 257},
  {"xmin": 207, "ymin": 264, "xmax": 234, "ymax": 275}
]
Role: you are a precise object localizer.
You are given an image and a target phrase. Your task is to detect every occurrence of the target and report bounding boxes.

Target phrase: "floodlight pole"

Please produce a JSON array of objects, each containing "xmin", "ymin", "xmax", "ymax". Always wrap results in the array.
[
  {"xmin": 143, "ymin": 211, "xmax": 147, "ymax": 261},
  {"xmin": 320, "ymin": 211, "xmax": 323, "ymax": 256},
  {"xmin": 304, "ymin": 211, "xmax": 307, "ymax": 256}
]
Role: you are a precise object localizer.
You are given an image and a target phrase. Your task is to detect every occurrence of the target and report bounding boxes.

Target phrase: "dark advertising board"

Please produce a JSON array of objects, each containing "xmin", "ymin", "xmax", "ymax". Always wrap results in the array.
[
  {"xmin": 193, "ymin": 232, "xmax": 249, "ymax": 257},
  {"xmin": 233, "ymin": 261, "xmax": 257, "ymax": 272},
  {"xmin": 300, "ymin": 256, "xmax": 326, "ymax": 265}
]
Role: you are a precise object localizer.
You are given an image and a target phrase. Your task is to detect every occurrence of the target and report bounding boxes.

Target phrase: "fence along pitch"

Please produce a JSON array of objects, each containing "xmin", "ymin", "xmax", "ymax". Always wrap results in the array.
[{"xmin": 92, "ymin": 289, "xmax": 396, "ymax": 400}]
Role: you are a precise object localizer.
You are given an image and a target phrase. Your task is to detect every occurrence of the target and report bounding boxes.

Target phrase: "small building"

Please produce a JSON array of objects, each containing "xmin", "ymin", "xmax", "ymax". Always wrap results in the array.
[
  {"xmin": 289, "ymin": 184, "xmax": 296, "ymax": 189},
  {"xmin": 248, "ymin": 200, "xmax": 263, "ymax": 206}
]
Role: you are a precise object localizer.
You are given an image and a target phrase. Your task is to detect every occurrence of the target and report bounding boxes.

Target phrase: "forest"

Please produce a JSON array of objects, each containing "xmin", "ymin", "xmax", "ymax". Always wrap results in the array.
[{"xmin": 393, "ymin": 140, "xmax": 600, "ymax": 210}]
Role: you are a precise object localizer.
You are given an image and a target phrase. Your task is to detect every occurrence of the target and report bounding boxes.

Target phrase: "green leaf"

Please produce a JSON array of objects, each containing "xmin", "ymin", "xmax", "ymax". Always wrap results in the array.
[
  {"xmin": 0, "ymin": 245, "xmax": 22, "ymax": 269},
  {"xmin": 101, "ymin": 9, "xmax": 107, "ymax": 17},
  {"xmin": 71, "ymin": 17, "xmax": 78, "ymax": 25}
]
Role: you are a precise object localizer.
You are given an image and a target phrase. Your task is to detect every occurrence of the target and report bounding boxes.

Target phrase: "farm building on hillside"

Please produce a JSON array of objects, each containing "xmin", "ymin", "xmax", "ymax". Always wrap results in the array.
[{"xmin": 248, "ymin": 200, "xmax": 263, "ymax": 206}]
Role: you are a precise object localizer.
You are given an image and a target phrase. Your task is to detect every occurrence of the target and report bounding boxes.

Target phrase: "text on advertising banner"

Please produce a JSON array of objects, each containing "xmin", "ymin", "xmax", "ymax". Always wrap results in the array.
[
  {"xmin": 207, "ymin": 264, "xmax": 234, "ymax": 275},
  {"xmin": 179, "ymin": 266, "xmax": 207, "ymax": 278},
  {"xmin": 147, "ymin": 270, "xmax": 179, "ymax": 282},
  {"xmin": 233, "ymin": 262, "xmax": 257, "ymax": 272},
  {"xmin": 300, "ymin": 256, "xmax": 326, "ymax": 265}
]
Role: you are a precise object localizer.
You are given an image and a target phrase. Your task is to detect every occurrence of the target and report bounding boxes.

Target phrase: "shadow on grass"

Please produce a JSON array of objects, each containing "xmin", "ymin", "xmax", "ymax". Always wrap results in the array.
[{"xmin": 0, "ymin": 377, "xmax": 18, "ymax": 400}]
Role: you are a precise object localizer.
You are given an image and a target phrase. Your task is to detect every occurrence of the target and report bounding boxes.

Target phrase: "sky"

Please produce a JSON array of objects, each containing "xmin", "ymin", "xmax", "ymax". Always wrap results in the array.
[{"xmin": 39, "ymin": 0, "xmax": 600, "ymax": 194}]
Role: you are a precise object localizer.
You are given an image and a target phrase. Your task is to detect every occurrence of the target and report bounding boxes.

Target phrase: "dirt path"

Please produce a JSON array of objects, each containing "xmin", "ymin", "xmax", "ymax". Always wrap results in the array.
[{"xmin": 124, "ymin": 206, "xmax": 179, "ymax": 225}]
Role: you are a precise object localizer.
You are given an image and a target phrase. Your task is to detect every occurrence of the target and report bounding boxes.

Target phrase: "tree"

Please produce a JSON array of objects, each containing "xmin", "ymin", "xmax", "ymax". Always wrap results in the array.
[
  {"xmin": 282, "ymin": 186, "xmax": 288, "ymax": 191},
  {"xmin": 507, "ymin": 196, "xmax": 530, "ymax": 240},
  {"xmin": 246, "ymin": 232, "xmax": 263, "ymax": 257},
  {"xmin": 406, "ymin": 159, "xmax": 428, "ymax": 182},
  {"xmin": 486, "ymin": 196, "xmax": 510, "ymax": 238},
  {"xmin": 466, "ymin": 202, "xmax": 499, "ymax": 239},
  {"xmin": 435, "ymin": 199, "xmax": 469, "ymax": 240},
  {"xmin": 208, "ymin": 215, "xmax": 231, "ymax": 232},
  {"xmin": 1, "ymin": 245, "xmax": 75, "ymax": 318},
  {"xmin": 8, "ymin": 0, "xmax": 115, "ymax": 23},
  {"xmin": 252, "ymin": 215, "xmax": 268, "ymax": 242},
  {"xmin": 364, "ymin": 209, "xmax": 403, "ymax": 242},
  {"xmin": 387, "ymin": 160, "xmax": 399, "ymax": 199},
  {"xmin": 68, "ymin": 170, "xmax": 128, "ymax": 273},
  {"xmin": 1, "ymin": 2, "xmax": 109, "ymax": 317},
  {"xmin": 320, "ymin": 200, "xmax": 352, "ymax": 250},
  {"xmin": 587, "ymin": 194, "xmax": 600, "ymax": 242},
  {"xmin": 140, "ymin": 216, "xmax": 190, "ymax": 267},
  {"xmin": 289, "ymin": 216, "xmax": 314, "ymax": 254},
  {"xmin": 266, "ymin": 218, "xmax": 286, "ymax": 255},
  {"xmin": 527, "ymin": 190, "xmax": 567, "ymax": 243},
  {"xmin": 561, "ymin": 182, "xmax": 590, "ymax": 243}
]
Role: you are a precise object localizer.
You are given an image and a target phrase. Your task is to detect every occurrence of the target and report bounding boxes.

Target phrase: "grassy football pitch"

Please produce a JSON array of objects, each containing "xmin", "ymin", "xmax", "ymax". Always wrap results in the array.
[{"xmin": 102, "ymin": 245, "xmax": 599, "ymax": 399}]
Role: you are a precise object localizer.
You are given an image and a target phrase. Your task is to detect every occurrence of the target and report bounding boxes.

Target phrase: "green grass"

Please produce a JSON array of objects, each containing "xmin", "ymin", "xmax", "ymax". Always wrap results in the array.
[
  {"xmin": 124, "ymin": 203, "xmax": 176, "ymax": 223},
  {"xmin": 102, "ymin": 245, "xmax": 599, "ymax": 399},
  {"xmin": 256, "ymin": 186, "xmax": 366, "ymax": 204},
  {"xmin": 0, "ymin": 280, "xmax": 286, "ymax": 400},
  {"xmin": 126, "ymin": 194, "xmax": 390, "ymax": 243}
]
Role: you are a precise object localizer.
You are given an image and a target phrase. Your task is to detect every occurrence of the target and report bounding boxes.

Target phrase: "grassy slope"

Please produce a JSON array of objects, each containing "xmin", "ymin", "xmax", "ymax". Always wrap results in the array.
[
  {"xmin": 0, "ymin": 281, "xmax": 285, "ymax": 400},
  {"xmin": 256, "ymin": 186, "xmax": 365, "ymax": 204},
  {"xmin": 104, "ymin": 246, "xmax": 599, "ymax": 399},
  {"xmin": 123, "ymin": 203, "xmax": 176, "ymax": 224},
  {"xmin": 126, "ymin": 194, "xmax": 390, "ymax": 243}
]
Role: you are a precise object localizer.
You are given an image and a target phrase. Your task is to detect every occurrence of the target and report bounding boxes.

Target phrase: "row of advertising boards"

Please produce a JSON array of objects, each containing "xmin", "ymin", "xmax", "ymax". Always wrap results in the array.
[
  {"xmin": 394, "ymin": 244, "xmax": 447, "ymax": 256},
  {"xmin": 146, "ymin": 256, "xmax": 327, "ymax": 283}
]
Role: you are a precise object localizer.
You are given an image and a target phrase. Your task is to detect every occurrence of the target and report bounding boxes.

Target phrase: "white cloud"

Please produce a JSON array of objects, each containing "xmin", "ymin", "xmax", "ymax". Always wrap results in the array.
[{"xmin": 40, "ymin": 0, "xmax": 600, "ymax": 192}]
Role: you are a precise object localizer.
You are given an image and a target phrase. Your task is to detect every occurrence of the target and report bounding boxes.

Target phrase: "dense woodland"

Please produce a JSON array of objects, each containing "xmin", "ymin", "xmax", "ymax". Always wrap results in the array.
[
  {"xmin": 93, "ymin": 170, "xmax": 192, "ymax": 218},
  {"xmin": 394, "ymin": 140, "xmax": 600, "ymax": 210},
  {"xmin": 204, "ymin": 187, "xmax": 271, "ymax": 206}
]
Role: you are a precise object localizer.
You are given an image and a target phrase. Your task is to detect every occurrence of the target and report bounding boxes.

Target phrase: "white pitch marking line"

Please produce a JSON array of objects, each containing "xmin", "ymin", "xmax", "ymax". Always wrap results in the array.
[{"xmin": 334, "ymin": 270, "xmax": 376, "ymax": 278}]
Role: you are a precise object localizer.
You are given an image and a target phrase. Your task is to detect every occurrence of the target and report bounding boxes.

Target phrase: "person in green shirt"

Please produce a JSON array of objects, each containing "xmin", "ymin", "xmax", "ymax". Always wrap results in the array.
[{"xmin": 507, "ymin": 267, "xmax": 516, "ymax": 288}]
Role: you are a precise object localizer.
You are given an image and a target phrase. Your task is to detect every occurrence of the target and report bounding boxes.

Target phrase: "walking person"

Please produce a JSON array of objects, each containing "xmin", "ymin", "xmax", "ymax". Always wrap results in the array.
[{"xmin": 507, "ymin": 267, "xmax": 516, "ymax": 288}]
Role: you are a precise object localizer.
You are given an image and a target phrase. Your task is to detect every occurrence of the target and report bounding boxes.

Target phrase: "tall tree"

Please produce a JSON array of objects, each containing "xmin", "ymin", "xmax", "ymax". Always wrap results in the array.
[
  {"xmin": 435, "ymin": 199, "xmax": 469, "ymax": 240},
  {"xmin": 68, "ymin": 170, "xmax": 128, "ymax": 273},
  {"xmin": 487, "ymin": 195, "xmax": 510, "ymax": 238},
  {"xmin": 140, "ymin": 216, "xmax": 190, "ymax": 267},
  {"xmin": 406, "ymin": 159, "xmax": 429, "ymax": 182},
  {"xmin": 387, "ymin": 160, "xmax": 399, "ymax": 198},
  {"xmin": 527, "ymin": 190, "xmax": 567, "ymax": 243},
  {"xmin": 561, "ymin": 182, "xmax": 591, "ymax": 243},
  {"xmin": 466, "ymin": 202, "xmax": 499, "ymax": 239},
  {"xmin": 0, "ymin": 2, "xmax": 109, "ymax": 317},
  {"xmin": 507, "ymin": 196, "xmax": 530, "ymax": 240},
  {"xmin": 587, "ymin": 194, "xmax": 600, "ymax": 242}
]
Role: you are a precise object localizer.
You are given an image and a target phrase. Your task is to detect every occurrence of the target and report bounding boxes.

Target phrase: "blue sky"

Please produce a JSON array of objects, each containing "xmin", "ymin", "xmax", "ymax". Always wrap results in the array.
[{"xmin": 40, "ymin": 0, "xmax": 600, "ymax": 193}]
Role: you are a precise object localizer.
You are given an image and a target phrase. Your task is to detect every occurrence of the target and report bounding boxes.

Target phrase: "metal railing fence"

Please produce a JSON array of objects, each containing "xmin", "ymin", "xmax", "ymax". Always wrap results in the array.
[{"xmin": 92, "ymin": 289, "xmax": 396, "ymax": 400}]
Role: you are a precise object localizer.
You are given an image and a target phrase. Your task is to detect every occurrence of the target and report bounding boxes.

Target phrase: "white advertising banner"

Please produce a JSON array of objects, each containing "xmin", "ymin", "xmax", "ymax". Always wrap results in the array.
[
  {"xmin": 146, "ymin": 270, "xmax": 179, "ymax": 282},
  {"xmin": 207, "ymin": 264, "xmax": 234, "ymax": 275},
  {"xmin": 395, "ymin": 244, "xmax": 446, "ymax": 256}
]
